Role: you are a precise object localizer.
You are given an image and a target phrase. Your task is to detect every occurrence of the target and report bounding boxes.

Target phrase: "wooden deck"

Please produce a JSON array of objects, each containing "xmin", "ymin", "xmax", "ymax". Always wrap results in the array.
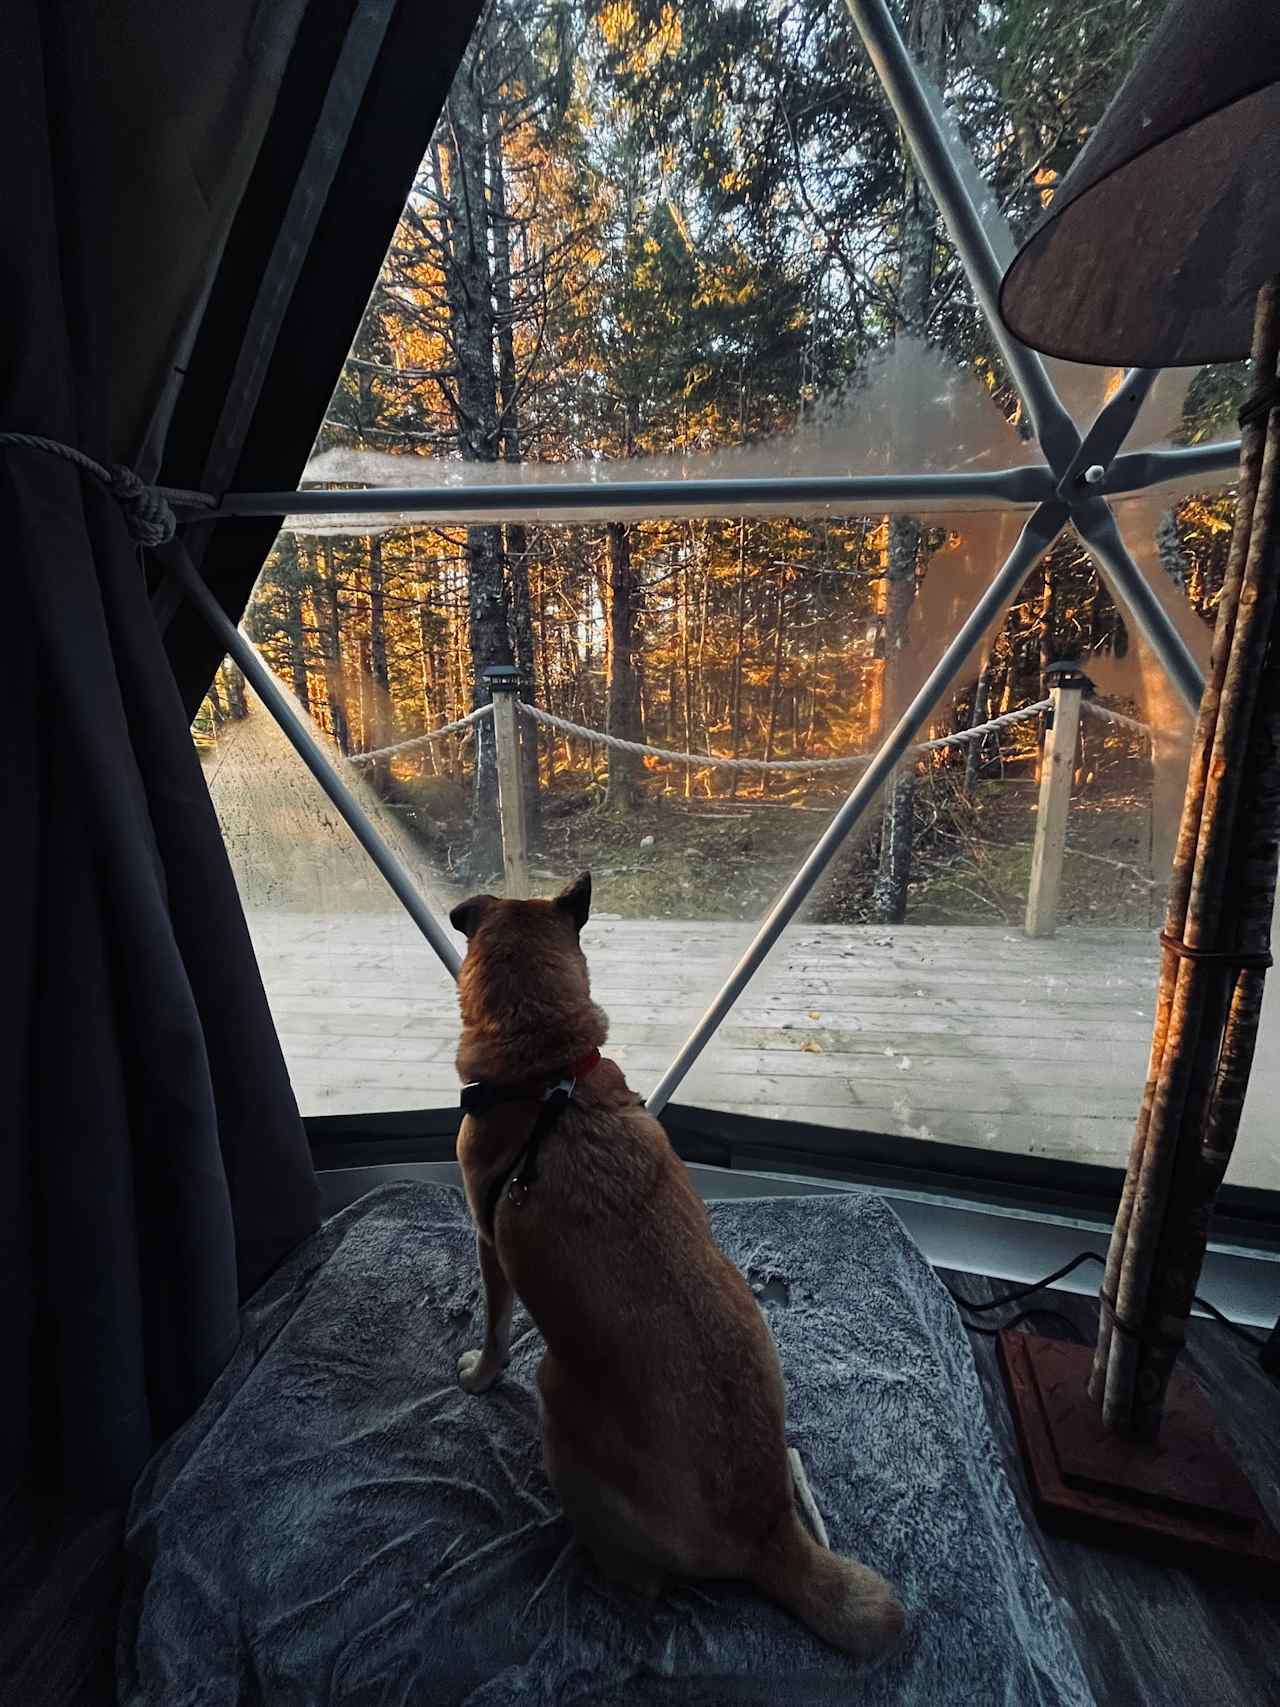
[{"xmin": 253, "ymin": 914, "xmax": 1280, "ymax": 1191}]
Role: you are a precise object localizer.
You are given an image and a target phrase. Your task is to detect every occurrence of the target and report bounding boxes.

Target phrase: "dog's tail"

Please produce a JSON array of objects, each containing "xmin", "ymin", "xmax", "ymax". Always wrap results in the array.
[{"xmin": 748, "ymin": 1511, "xmax": 905, "ymax": 1661}]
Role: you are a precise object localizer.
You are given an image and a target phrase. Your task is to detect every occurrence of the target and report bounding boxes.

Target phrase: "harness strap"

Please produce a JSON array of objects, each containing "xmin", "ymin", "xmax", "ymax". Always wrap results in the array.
[{"xmin": 468, "ymin": 1051, "xmax": 601, "ymax": 1237}]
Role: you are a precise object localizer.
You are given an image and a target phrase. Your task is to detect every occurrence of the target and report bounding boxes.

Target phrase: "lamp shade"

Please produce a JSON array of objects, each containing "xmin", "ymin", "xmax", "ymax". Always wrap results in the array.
[{"xmin": 998, "ymin": 0, "xmax": 1280, "ymax": 366}]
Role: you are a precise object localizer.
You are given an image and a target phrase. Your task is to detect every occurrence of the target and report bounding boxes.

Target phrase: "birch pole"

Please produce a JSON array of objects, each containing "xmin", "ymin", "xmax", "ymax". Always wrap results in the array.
[{"xmin": 1091, "ymin": 277, "xmax": 1280, "ymax": 1437}]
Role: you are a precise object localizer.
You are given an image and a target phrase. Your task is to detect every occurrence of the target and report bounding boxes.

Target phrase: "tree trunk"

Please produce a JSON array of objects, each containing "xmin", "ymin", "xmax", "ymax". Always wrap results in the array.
[
  {"xmin": 1156, "ymin": 508, "xmax": 1190, "ymax": 592},
  {"xmin": 681, "ymin": 547, "xmax": 694, "ymax": 799},
  {"xmin": 283, "ymin": 576, "xmax": 310, "ymax": 710},
  {"xmin": 762, "ymin": 564, "xmax": 788, "ymax": 795},
  {"xmin": 352, "ymin": 569, "xmax": 368, "ymax": 754},
  {"xmin": 872, "ymin": 515, "xmax": 920, "ymax": 920},
  {"xmin": 466, "ymin": 527, "xmax": 509, "ymax": 868},
  {"xmin": 1036, "ymin": 555, "xmax": 1057, "ymax": 776},
  {"xmin": 318, "ymin": 540, "xmax": 350, "ymax": 754},
  {"xmin": 605, "ymin": 521, "xmax": 643, "ymax": 809},
  {"xmin": 506, "ymin": 533, "xmax": 540, "ymax": 818},
  {"xmin": 668, "ymin": 561, "xmax": 681, "ymax": 751},
  {"xmin": 224, "ymin": 661, "xmax": 248, "ymax": 721},
  {"xmin": 695, "ymin": 527, "xmax": 713, "ymax": 764},
  {"xmin": 417, "ymin": 588, "xmax": 442, "ymax": 780},
  {"xmin": 367, "ymin": 534, "xmax": 391, "ymax": 791},
  {"xmin": 277, "ymin": 536, "xmax": 311, "ymax": 713},
  {"xmin": 729, "ymin": 518, "xmax": 749, "ymax": 800},
  {"xmin": 964, "ymin": 643, "xmax": 994, "ymax": 792},
  {"xmin": 537, "ymin": 572, "xmax": 556, "ymax": 783},
  {"xmin": 488, "ymin": 81, "xmax": 540, "ymax": 832},
  {"xmin": 442, "ymin": 33, "xmax": 513, "ymax": 875},
  {"xmin": 874, "ymin": 0, "xmax": 945, "ymax": 923},
  {"xmin": 368, "ymin": 535, "xmax": 389, "ymax": 699}
]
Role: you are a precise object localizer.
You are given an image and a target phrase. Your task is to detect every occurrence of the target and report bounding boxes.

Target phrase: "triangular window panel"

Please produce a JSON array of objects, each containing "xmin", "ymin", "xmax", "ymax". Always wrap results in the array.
[{"xmin": 194, "ymin": 0, "xmax": 1277, "ymax": 1187}]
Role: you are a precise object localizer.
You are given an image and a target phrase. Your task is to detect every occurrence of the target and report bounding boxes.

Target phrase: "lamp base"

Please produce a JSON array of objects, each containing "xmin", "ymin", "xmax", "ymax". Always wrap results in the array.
[{"xmin": 999, "ymin": 1331, "xmax": 1280, "ymax": 1583}]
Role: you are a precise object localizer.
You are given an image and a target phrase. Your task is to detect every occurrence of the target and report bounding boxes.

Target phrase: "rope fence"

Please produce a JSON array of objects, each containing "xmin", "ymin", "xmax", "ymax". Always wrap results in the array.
[
  {"xmin": 514, "ymin": 697, "xmax": 1052, "ymax": 773},
  {"xmin": 338, "ymin": 676, "xmax": 1160, "ymax": 942},
  {"xmin": 346, "ymin": 693, "xmax": 1153, "ymax": 771},
  {"xmin": 1081, "ymin": 700, "xmax": 1154, "ymax": 739},
  {"xmin": 347, "ymin": 703, "xmax": 492, "ymax": 764}
]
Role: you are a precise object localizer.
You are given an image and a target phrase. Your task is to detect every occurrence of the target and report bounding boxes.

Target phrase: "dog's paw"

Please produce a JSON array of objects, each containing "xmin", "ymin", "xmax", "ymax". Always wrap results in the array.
[{"xmin": 458, "ymin": 1348, "xmax": 507, "ymax": 1393}]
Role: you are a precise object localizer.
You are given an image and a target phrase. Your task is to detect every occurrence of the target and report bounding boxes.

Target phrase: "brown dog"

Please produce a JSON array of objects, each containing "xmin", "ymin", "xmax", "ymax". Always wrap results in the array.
[{"xmin": 450, "ymin": 872, "xmax": 904, "ymax": 1660}]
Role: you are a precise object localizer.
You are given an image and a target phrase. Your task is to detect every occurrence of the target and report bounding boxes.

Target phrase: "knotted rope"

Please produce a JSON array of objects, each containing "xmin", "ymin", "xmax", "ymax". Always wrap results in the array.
[{"xmin": 0, "ymin": 431, "xmax": 215, "ymax": 546}]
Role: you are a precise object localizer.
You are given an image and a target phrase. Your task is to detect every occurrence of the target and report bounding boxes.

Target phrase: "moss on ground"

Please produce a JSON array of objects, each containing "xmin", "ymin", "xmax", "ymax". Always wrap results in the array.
[{"xmin": 393, "ymin": 759, "xmax": 1162, "ymax": 930}]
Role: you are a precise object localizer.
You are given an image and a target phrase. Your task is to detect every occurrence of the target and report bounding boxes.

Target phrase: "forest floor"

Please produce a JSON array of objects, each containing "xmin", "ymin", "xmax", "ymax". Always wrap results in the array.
[{"xmin": 401, "ymin": 756, "xmax": 1161, "ymax": 931}]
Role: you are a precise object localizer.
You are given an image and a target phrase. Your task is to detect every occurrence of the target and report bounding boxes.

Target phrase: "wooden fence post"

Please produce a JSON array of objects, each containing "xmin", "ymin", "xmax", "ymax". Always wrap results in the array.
[
  {"xmin": 1025, "ymin": 665, "xmax": 1087, "ymax": 939},
  {"xmin": 485, "ymin": 665, "xmax": 530, "ymax": 899}
]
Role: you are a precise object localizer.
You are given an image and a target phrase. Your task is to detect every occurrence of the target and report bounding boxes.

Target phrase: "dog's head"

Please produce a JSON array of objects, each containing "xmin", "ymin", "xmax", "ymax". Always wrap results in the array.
[{"xmin": 449, "ymin": 873, "xmax": 596, "ymax": 1039}]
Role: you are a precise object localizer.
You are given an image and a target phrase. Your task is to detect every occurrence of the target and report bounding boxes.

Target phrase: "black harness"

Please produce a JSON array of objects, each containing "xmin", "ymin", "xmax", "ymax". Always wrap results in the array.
[{"xmin": 462, "ymin": 1050, "xmax": 601, "ymax": 1237}]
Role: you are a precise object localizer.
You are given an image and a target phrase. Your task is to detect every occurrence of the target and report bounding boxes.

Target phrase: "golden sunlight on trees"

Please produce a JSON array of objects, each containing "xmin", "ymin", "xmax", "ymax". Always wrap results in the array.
[{"xmin": 203, "ymin": 0, "xmax": 1233, "ymax": 927}]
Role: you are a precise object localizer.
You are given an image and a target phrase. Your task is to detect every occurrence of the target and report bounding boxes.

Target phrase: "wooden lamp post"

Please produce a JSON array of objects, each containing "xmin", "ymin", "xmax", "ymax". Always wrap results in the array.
[{"xmin": 994, "ymin": 0, "xmax": 1280, "ymax": 1572}]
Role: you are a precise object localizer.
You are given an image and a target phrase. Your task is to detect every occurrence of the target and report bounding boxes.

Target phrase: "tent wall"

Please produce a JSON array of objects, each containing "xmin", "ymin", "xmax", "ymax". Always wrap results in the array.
[
  {"xmin": 30, "ymin": 0, "xmax": 312, "ymax": 471},
  {"xmin": 157, "ymin": 0, "xmax": 483, "ymax": 717}
]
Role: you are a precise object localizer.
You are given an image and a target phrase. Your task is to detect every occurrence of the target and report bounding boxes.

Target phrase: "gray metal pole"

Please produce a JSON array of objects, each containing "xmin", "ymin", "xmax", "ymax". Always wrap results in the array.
[
  {"xmin": 645, "ymin": 500, "xmax": 1069, "ymax": 1116},
  {"xmin": 166, "ymin": 543, "xmax": 463, "ymax": 980},
  {"xmin": 1057, "ymin": 369, "xmax": 1160, "ymax": 497},
  {"xmin": 844, "ymin": 0, "xmax": 1079, "ymax": 470},
  {"xmin": 190, "ymin": 441, "xmax": 1241, "ymax": 528},
  {"xmin": 1069, "ymin": 497, "xmax": 1204, "ymax": 714},
  {"xmin": 207, "ymin": 465, "xmax": 1055, "ymax": 523},
  {"xmin": 1047, "ymin": 371, "xmax": 1203, "ymax": 711},
  {"xmin": 1106, "ymin": 439, "xmax": 1242, "ymax": 494}
]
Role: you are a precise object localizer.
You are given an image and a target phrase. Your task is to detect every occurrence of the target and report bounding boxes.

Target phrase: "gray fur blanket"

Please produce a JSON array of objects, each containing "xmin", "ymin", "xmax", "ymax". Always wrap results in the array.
[{"xmin": 118, "ymin": 1182, "xmax": 1093, "ymax": 1706}]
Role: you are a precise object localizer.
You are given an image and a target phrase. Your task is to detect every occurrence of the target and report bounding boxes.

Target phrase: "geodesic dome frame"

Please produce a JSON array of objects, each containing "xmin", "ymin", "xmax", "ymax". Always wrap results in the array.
[{"xmin": 164, "ymin": 0, "xmax": 1241, "ymax": 1126}]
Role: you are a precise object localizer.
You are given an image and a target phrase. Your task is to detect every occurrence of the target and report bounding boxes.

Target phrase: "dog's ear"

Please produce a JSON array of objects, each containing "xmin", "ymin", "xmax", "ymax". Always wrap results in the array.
[
  {"xmin": 554, "ymin": 871, "xmax": 591, "ymax": 933},
  {"xmin": 449, "ymin": 893, "xmax": 499, "ymax": 938}
]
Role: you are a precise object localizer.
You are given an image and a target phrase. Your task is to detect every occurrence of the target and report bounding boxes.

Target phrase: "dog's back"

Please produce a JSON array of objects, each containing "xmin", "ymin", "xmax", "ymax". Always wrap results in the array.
[
  {"xmin": 452, "ymin": 878, "xmax": 903, "ymax": 1659},
  {"xmin": 493, "ymin": 1080, "xmax": 791, "ymax": 1568}
]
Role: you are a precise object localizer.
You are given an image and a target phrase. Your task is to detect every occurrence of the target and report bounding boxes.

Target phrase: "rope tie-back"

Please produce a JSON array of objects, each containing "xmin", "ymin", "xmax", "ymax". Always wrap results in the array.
[
  {"xmin": 515, "ymin": 697, "xmax": 1052, "ymax": 773},
  {"xmin": 0, "ymin": 431, "xmax": 216, "ymax": 546},
  {"xmin": 347, "ymin": 702, "xmax": 493, "ymax": 764},
  {"xmin": 1080, "ymin": 699, "xmax": 1153, "ymax": 739}
]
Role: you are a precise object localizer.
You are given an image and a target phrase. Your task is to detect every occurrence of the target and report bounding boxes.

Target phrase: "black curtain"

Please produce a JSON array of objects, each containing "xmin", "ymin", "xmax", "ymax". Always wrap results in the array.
[
  {"xmin": 0, "ymin": 0, "xmax": 478, "ymax": 1505},
  {"xmin": 0, "ymin": 0, "xmax": 324, "ymax": 1503}
]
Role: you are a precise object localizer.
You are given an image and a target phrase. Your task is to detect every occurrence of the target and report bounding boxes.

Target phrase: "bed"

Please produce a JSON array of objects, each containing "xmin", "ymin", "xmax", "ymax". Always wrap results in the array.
[{"xmin": 118, "ymin": 1182, "xmax": 1093, "ymax": 1705}]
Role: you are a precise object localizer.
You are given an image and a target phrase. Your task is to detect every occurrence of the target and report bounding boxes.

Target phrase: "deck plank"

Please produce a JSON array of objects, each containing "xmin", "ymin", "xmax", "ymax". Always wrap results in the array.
[{"xmin": 244, "ymin": 914, "xmax": 1280, "ymax": 1189}]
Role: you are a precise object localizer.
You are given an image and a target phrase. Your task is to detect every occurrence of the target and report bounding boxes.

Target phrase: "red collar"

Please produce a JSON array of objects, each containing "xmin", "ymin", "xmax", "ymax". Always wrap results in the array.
[{"xmin": 567, "ymin": 1048, "xmax": 602, "ymax": 1082}]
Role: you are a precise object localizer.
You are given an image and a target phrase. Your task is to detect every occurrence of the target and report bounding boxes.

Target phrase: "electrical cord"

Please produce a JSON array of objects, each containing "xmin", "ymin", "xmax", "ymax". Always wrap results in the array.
[
  {"xmin": 1186, "ymin": 1291, "xmax": 1267, "ymax": 1347},
  {"xmin": 951, "ymin": 1251, "xmax": 1103, "ymax": 1312},
  {"xmin": 944, "ymin": 1250, "xmax": 1266, "ymax": 1349},
  {"xmin": 958, "ymin": 1307, "xmax": 1089, "ymax": 1345}
]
